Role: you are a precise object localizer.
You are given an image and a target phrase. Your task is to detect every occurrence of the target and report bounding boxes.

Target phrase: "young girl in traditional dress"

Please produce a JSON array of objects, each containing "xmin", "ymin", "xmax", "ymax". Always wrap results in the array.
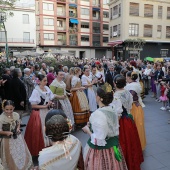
[
  {"xmin": 82, "ymin": 87, "xmax": 128, "ymax": 170},
  {"xmin": 25, "ymin": 74, "xmax": 55, "ymax": 156},
  {"xmin": 159, "ymin": 81, "xmax": 168, "ymax": 111},
  {"xmin": 70, "ymin": 67, "xmax": 90, "ymax": 125},
  {"xmin": 0, "ymin": 100, "xmax": 32, "ymax": 170},
  {"xmin": 125, "ymin": 71, "xmax": 146, "ymax": 150}
]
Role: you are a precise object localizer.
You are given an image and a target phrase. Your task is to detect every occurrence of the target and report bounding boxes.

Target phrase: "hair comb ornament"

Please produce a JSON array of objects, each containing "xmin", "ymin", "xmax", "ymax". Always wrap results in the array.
[
  {"xmin": 101, "ymin": 82, "xmax": 112, "ymax": 93},
  {"xmin": 2, "ymin": 100, "xmax": 7, "ymax": 110}
]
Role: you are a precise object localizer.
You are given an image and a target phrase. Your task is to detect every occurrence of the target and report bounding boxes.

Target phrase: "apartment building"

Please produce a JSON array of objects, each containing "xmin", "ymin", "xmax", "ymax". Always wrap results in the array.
[
  {"xmin": 109, "ymin": 0, "xmax": 170, "ymax": 60},
  {"xmin": 36, "ymin": 0, "xmax": 111, "ymax": 59},
  {"xmin": 0, "ymin": 2, "xmax": 36, "ymax": 53}
]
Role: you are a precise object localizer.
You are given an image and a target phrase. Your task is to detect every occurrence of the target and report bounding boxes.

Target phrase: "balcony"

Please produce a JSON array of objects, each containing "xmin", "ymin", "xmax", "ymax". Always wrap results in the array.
[
  {"xmin": 69, "ymin": 40, "xmax": 77, "ymax": 45},
  {"xmin": 69, "ymin": 0, "xmax": 77, "ymax": 3},
  {"xmin": 93, "ymin": 28, "xmax": 100, "ymax": 33},
  {"xmin": 57, "ymin": 11, "xmax": 66, "ymax": 17},
  {"xmin": 93, "ymin": 41, "xmax": 100, "ymax": 46},
  {"xmin": 58, "ymin": 40, "xmax": 66, "ymax": 45},
  {"xmin": 57, "ymin": 0, "xmax": 66, "ymax": 3},
  {"xmin": 69, "ymin": 13, "xmax": 77, "ymax": 18},
  {"xmin": 0, "ymin": 38, "xmax": 34, "ymax": 43},
  {"xmin": 57, "ymin": 27, "xmax": 66, "ymax": 31},
  {"xmin": 69, "ymin": 27, "xmax": 78, "ymax": 34},
  {"xmin": 93, "ymin": 17, "xmax": 100, "ymax": 21}
]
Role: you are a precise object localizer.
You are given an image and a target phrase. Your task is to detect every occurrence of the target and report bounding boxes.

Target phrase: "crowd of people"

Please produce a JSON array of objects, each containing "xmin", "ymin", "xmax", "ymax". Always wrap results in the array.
[{"xmin": 0, "ymin": 57, "xmax": 169, "ymax": 169}]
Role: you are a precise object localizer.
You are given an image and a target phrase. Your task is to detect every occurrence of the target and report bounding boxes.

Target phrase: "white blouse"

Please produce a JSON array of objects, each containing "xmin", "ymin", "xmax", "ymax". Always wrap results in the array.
[
  {"xmin": 81, "ymin": 75, "xmax": 91, "ymax": 86},
  {"xmin": 71, "ymin": 76, "xmax": 80, "ymax": 87},
  {"xmin": 29, "ymin": 86, "xmax": 54, "ymax": 105}
]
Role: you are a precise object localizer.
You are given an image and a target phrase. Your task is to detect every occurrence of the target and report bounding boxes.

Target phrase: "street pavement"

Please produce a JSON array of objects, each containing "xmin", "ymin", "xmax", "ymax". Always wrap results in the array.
[{"xmin": 22, "ymin": 94, "xmax": 170, "ymax": 170}]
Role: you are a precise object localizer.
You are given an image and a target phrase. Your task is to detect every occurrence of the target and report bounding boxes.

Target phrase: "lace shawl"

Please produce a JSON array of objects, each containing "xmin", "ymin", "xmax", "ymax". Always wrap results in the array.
[
  {"xmin": 90, "ymin": 106, "xmax": 119, "ymax": 146},
  {"xmin": 114, "ymin": 90, "xmax": 133, "ymax": 114}
]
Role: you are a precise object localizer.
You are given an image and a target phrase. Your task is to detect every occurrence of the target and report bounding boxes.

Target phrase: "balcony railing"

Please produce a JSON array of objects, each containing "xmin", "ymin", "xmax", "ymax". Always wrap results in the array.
[
  {"xmin": 58, "ymin": 40, "xmax": 66, "ymax": 45},
  {"xmin": 0, "ymin": 38, "xmax": 34, "ymax": 43},
  {"xmin": 57, "ymin": 0, "xmax": 66, "ymax": 3},
  {"xmin": 69, "ymin": 27, "xmax": 78, "ymax": 34},
  {"xmin": 69, "ymin": 40, "xmax": 77, "ymax": 45},
  {"xmin": 69, "ymin": 0, "xmax": 77, "ymax": 3},
  {"xmin": 69, "ymin": 13, "xmax": 77, "ymax": 17},
  {"xmin": 93, "ymin": 17, "xmax": 100, "ymax": 20},
  {"xmin": 57, "ymin": 27, "xmax": 66, "ymax": 31},
  {"xmin": 93, "ymin": 29, "xmax": 100, "ymax": 33},
  {"xmin": 93, "ymin": 41, "xmax": 100, "ymax": 46},
  {"xmin": 57, "ymin": 11, "xmax": 66, "ymax": 17}
]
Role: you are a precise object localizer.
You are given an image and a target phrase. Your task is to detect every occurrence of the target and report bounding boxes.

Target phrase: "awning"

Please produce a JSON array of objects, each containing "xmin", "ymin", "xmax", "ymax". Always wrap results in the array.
[
  {"xmin": 93, "ymin": 7, "xmax": 100, "ymax": 11},
  {"xmin": 108, "ymin": 40, "xmax": 123, "ymax": 47},
  {"xmin": 70, "ymin": 19, "xmax": 79, "ymax": 24},
  {"xmin": 69, "ymin": 4, "xmax": 77, "ymax": 7}
]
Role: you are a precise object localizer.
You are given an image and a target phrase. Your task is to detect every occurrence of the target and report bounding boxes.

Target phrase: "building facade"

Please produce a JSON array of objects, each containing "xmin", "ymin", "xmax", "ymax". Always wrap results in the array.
[
  {"xmin": 36, "ymin": 0, "xmax": 111, "ymax": 59},
  {"xmin": 109, "ymin": 0, "xmax": 170, "ymax": 60},
  {"xmin": 0, "ymin": 3, "xmax": 36, "ymax": 53}
]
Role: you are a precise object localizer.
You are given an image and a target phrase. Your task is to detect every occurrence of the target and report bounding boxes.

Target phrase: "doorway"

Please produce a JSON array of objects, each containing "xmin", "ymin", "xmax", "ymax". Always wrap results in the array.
[{"xmin": 79, "ymin": 51, "xmax": 85, "ymax": 59}]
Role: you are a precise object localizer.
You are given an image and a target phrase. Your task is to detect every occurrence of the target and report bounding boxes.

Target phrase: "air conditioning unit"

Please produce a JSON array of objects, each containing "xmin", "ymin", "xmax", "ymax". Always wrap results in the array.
[{"xmin": 113, "ymin": 32, "xmax": 117, "ymax": 37}]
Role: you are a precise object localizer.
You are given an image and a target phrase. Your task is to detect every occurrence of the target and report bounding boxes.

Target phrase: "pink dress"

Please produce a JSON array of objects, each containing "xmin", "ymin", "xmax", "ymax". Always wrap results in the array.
[{"xmin": 160, "ymin": 86, "xmax": 168, "ymax": 101}]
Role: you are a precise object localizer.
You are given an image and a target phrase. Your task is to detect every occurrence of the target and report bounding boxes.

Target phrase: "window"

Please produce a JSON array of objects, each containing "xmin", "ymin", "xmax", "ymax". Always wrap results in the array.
[
  {"xmin": 81, "ymin": 35, "xmax": 89, "ymax": 41},
  {"xmin": 110, "ymin": 8, "xmax": 112, "ymax": 19},
  {"xmin": 44, "ymin": 33, "xmax": 54, "ymax": 40},
  {"xmin": 93, "ymin": 11, "xmax": 96, "ymax": 17},
  {"xmin": 57, "ymin": 20, "xmax": 63, "ymax": 27},
  {"xmin": 129, "ymin": 3, "xmax": 139, "ymax": 16},
  {"xmin": 144, "ymin": 4, "xmax": 153, "ymax": 17},
  {"xmin": 103, "ymin": 24, "xmax": 109, "ymax": 30},
  {"xmin": 129, "ymin": 23, "xmax": 139, "ymax": 36},
  {"xmin": 157, "ymin": 25, "xmax": 162, "ymax": 32},
  {"xmin": 0, "ymin": 31, "xmax": 5, "ymax": 42},
  {"xmin": 157, "ymin": 25, "xmax": 162, "ymax": 38},
  {"xmin": 166, "ymin": 26, "xmax": 170, "ymax": 38},
  {"xmin": 103, "ymin": 0, "xmax": 109, "ymax": 5},
  {"xmin": 103, "ymin": 11, "xmax": 109, "ymax": 18},
  {"xmin": 113, "ymin": 5, "xmax": 118, "ymax": 16},
  {"xmin": 103, "ymin": 37, "xmax": 108, "ymax": 42},
  {"xmin": 23, "ymin": 32, "xmax": 30, "ymax": 42},
  {"xmin": 43, "ymin": 3, "xmax": 54, "ymax": 11},
  {"xmin": 144, "ymin": 24, "xmax": 152, "ymax": 37},
  {"xmin": 81, "ymin": 22, "xmax": 89, "ymax": 28},
  {"xmin": 58, "ymin": 34, "xmax": 64, "ymax": 41},
  {"xmin": 167, "ymin": 7, "xmax": 170, "ymax": 19},
  {"xmin": 110, "ymin": 26, "xmax": 112, "ymax": 38},
  {"xmin": 23, "ymin": 14, "xmax": 29, "ymax": 24},
  {"xmin": 81, "ymin": 8, "xmax": 89, "ymax": 15},
  {"xmin": 117, "ymin": 24, "xmax": 121, "ymax": 36},
  {"xmin": 43, "ymin": 18, "xmax": 54, "ymax": 26},
  {"xmin": 158, "ymin": 6, "xmax": 162, "ymax": 18}
]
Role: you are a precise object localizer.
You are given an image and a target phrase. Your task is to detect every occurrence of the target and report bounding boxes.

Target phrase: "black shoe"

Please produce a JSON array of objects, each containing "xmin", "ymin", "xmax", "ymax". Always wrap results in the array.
[{"xmin": 20, "ymin": 124, "xmax": 26, "ymax": 127}]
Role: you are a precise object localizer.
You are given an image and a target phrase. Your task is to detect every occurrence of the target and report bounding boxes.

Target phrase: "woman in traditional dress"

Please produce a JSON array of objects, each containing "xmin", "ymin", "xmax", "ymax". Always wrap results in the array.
[
  {"xmin": 0, "ymin": 100, "xmax": 32, "ymax": 170},
  {"xmin": 82, "ymin": 87, "xmax": 128, "ymax": 170},
  {"xmin": 111, "ymin": 75, "xmax": 143, "ymax": 170},
  {"xmin": 39, "ymin": 109, "xmax": 84, "ymax": 170},
  {"xmin": 24, "ymin": 74, "xmax": 55, "ymax": 156},
  {"xmin": 70, "ymin": 67, "xmax": 90, "ymax": 125},
  {"xmin": 50, "ymin": 69, "xmax": 75, "ymax": 126},
  {"xmin": 81, "ymin": 67, "xmax": 97, "ymax": 112},
  {"xmin": 125, "ymin": 71, "xmax": 146, "ymax": 150}
]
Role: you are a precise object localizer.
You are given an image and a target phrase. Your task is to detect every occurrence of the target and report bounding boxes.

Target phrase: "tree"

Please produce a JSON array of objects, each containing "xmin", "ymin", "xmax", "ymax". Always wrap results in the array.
[
  {"xmin": 0, "ymin": 0, "xmax": 17, "ymax": 20},
  {"xmin": 124, "ymin": 38, "xmax": 146, "ymax": 59}
]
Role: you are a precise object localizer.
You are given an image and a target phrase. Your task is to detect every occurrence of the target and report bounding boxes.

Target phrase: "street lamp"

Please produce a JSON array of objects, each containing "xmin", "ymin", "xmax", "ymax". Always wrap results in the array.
[{"xmin": 0, "ymin": 12, "xmax": 9, "ymax": 64}]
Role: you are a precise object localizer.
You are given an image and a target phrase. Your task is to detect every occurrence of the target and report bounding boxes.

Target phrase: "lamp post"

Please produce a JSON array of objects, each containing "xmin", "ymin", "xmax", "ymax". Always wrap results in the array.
[{"xmin": 0, "ymin": 12, "xmax": 9, "ymax": 64}]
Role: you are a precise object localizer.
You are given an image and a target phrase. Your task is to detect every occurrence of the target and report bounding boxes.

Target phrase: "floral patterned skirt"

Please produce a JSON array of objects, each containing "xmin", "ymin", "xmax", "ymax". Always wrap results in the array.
[
  {"xmin": 0, "ymin": 135, "xmax": 32, "ymax": 170},
  {"xmin": 84, "ymin": 144, "xmax": 128, "ymax": 170}
]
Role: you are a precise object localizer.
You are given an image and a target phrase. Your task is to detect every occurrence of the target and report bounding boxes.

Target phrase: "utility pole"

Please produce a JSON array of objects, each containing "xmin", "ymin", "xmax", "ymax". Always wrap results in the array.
[{"xmin": 0, "ymin": 12, "xmax": 9, "ymax": 64}]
